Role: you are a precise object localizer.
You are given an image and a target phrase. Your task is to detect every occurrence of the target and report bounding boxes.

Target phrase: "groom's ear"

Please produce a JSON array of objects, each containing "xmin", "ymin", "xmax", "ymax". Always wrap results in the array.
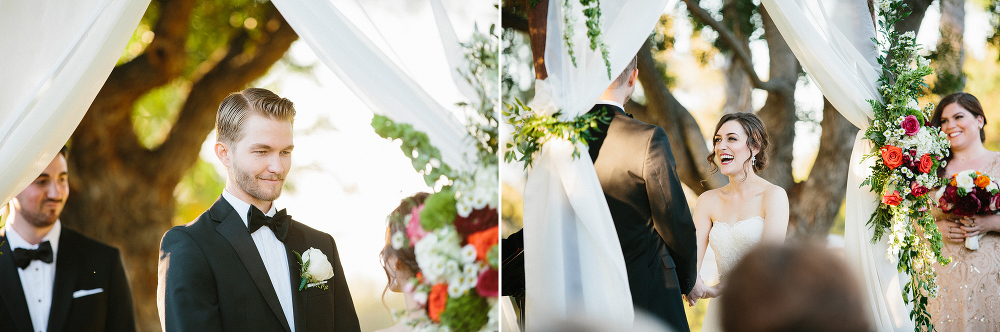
[
  {"xmin": 215, "ymin": 141, "xmax": 231, "ymax": 167},
  {"xmin": 627, "ymin": 68, "xmax": 638, "ymax": 87}
]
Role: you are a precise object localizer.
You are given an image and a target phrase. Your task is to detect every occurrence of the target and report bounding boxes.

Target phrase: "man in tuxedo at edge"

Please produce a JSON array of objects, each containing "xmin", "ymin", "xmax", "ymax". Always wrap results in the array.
[
  {"xmin": 157, "ymin": 88, "xmax": 360, "ymax": 332},
  {"xmin": 586, "ymin": 56, "xmax": 698, "ymax": 331},
  {"xmin": 0, "ymin": 147, "xmax": 137, "ymax": 332}
]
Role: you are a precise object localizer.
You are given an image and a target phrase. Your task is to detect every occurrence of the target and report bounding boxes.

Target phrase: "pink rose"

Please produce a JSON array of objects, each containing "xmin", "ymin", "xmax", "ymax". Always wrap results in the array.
[
  {"xmin": 406, "ymin": 205, "xmax": 428, "ymax": 244},
  {"xmin": 901, "ymin": 115, "xmax": 920, "ymax": 136}
]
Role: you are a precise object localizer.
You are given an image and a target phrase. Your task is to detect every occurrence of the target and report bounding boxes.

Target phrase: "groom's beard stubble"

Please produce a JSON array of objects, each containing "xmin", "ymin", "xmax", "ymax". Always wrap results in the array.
[{"xmin": 232, "ymin": 160, "xmax": 285, "ymax": 202}]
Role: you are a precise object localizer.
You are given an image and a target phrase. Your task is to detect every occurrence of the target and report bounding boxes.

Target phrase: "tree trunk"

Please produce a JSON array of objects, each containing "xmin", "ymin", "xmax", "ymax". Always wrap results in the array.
[
  {"xmin": 631, "ymin": 41, "xmax": 727, "ymax": 194},
  {"xmin": 721, "ymin": 0, "xmax": 754, "ymax": 114},
  {"xmin": 896, "ymin": 0, "xmax": 935, "ymax": 35},
  {"xmin": 933, "ymin": 0, "xmax": 966, "ymax": 94},
  {"xmin": 787, "ymin": 99, "xmax": 858, "ymax": 239},
  {"xmin": 754, "ymin": 6, "xmax": 799, "ymax": 190},
  {"xmin": 60, "ymin": 4, "xmax": 298, "ymax": 330}
]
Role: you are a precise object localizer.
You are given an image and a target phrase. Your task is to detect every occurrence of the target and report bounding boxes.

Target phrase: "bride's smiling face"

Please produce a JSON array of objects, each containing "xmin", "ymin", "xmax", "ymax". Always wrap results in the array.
[
  {"xmin": 939, "ymin": 102, "xmax": 984, "ymax": 151},
  {"xmin": 714, "ymin": 120, "xmax": 757, "ymax": 176}
]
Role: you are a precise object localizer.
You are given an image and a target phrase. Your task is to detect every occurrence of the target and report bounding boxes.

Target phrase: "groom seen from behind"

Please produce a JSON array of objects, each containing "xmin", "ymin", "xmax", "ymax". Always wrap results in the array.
[
  {"xmin": 586, "ymin": 56, "xmax": 698, "ymax": 331},
  {"xmin": 157, "ymin": 88, "xmax": 360, "ymax": 332}
]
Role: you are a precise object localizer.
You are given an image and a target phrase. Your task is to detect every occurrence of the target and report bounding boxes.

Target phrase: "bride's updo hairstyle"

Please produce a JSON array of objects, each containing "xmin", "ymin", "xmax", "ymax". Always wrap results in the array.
[
  {"xmin": 707, "ymin": 112, "xmax": 770, "ymax": 175},
  {"xmin": 380, "ymin": 193, "xmax": 430, "ymax": 303},
  {"xmin": 930, "ymin": 92, "xmax": 987, "ymax": 143}
]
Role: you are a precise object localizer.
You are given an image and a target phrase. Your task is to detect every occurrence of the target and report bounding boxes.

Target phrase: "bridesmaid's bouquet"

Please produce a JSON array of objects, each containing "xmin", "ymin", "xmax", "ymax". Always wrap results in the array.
[
  {"xmin": 393, "ymin": 171, "xmax": 500, "ymax": 332},
  {"xmin": 935, "ymin": 170, "xmax": 1000, "ymax": 250}
]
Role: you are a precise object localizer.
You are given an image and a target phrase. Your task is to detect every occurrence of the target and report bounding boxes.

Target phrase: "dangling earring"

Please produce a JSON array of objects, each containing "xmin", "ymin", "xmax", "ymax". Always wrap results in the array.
[{"xmin": 751, "ymin": 155, "xmax": 756, "ymax": 165}]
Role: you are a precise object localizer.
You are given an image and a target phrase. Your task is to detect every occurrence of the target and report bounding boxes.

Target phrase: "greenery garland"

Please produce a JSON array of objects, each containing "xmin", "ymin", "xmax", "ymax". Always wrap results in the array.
[
  {"xmin": 503, "ymin": 100, "xmax": 612, "ymax": 169},
  {"xmin": 531, "ymin": 0, "xmax": 611, "ymax": 78},
  {"xmin": 862, "ymin": 1, "xmax": 951, "ymax": 330}
]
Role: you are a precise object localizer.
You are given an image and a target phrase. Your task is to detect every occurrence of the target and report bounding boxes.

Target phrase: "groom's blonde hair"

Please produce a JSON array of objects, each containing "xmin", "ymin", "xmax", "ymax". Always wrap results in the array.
[{"xmin": 216, "ymin": 88, "xmax": 296, "ymax": 144}]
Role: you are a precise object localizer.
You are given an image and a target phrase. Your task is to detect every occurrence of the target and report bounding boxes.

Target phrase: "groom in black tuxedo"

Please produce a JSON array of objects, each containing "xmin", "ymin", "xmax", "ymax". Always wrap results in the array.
[
  {"xmin": 586, "ymin": 56, "xmax": 698, "ymax": 331},
  {"xmin": 0, "ymin": 147, "xmax": 136, "ymax": 332},
  {"xmin": 157, "ymin": 88, "xmax": 360, "ymax": 332}
]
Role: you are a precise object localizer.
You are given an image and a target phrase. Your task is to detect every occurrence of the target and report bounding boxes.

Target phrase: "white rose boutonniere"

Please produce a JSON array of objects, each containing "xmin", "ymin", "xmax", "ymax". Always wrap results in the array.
[{"xmin": 295, "ymin": 247, "xmax": 334, "ymax": 291}]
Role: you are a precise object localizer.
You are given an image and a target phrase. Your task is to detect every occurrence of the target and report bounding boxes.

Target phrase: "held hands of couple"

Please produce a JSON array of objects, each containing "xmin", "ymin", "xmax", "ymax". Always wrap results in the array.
[
  {"xmin": 937, "ymin": 215, "xmax": 1000, "ymax": 243},
  {"xmin": 684, "ymin": 278, "xmax": 720, "ymax": 307}
]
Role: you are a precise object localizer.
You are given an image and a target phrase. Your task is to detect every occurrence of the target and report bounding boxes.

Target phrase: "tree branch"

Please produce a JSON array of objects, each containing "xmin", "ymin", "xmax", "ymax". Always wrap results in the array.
[
  {"xmin": 151, "ymin": 6, "xmax": 298, "ymax": 184},
  {"xmin": 682, "ymin": 0, "xmax": 779, "ymax": 92},
  {"xmin": 102, "ymin": 0, "xmax": 196, "ymax": 100}
]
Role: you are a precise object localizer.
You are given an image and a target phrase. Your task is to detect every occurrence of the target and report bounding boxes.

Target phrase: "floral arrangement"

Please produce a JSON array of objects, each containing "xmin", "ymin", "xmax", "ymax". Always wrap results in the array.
[
  {"xmin": 861, "ymin": 0, "xmax": 952, "ymax": 329},
  {"xmin": 935, "ymin": 170, "xmax": 1000, "ymax": 250},
  {"xmin": 389, "ymin": 177, "xmax": 500, "ymax": 332},
  {"xmin": 373, "ymin": 23, "xmax": 500, "ymax": 332}
]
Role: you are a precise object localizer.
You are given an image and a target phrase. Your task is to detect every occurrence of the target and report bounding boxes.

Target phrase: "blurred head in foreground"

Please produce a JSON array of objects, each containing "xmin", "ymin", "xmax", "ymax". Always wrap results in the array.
[{"xmin": 721, "ymin": 242, "xmax": 870, "ymax": 331}]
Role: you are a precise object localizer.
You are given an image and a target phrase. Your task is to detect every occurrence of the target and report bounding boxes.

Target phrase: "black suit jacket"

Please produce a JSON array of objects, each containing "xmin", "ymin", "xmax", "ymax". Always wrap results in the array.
[
  {"xmin": 0, "ymin": 226, "xmax": 137, "ymax": 332},
  {"xmin": 587, "ymin": 104, "xmax": 697, "ymax": 331},
  {"xmin": 157, "ymin": 196, "xmax": 360, "ymax": 332}
]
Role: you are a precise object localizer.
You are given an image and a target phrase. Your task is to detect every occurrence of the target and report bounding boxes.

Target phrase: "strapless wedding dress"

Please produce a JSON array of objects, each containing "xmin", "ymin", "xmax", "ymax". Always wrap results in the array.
[{"xmin": 701, "ymin": 216, "xmax": 764, "ymax": 332}]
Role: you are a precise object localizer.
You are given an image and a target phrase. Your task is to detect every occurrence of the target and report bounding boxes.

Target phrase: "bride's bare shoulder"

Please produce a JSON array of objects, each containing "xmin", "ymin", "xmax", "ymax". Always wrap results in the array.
[{"xmin": 760, "ymin": 181, "xmax": 788, "ymax": 202}]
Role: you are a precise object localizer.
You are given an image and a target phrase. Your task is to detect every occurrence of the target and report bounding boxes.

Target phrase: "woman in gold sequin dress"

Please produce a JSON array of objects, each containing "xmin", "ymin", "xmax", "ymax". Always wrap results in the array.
[{"xmin": 928, "ymin": 92, "xmax": 1000, "ymax": 330}]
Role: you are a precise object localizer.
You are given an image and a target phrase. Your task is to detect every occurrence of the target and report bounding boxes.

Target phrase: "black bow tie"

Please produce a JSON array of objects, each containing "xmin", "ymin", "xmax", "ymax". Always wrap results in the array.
[
  {"xmin": 248, "ymin": 206, "xmax": 291, "ymax": 242},
  {"xmin": 13, "ymin": 241, "xmax": 53, "ymax": 269}
]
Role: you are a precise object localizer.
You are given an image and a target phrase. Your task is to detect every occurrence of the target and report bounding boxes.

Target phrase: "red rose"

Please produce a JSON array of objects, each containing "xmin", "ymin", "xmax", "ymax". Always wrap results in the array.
[
  {"xmin": 882, "ymin": 190, "xmax": 902, "ymax": 206},
  {"xmin": 454, "ymin": 207, "xmax": 498, "ymax": 239},
  {"xmin": 881, "ymin": 145, "xmax": 904, "ymax": 169},
  {"xmin": 476, "ymin": 269, "xmax": 499, "ymax": 298},
  {"xmin": 428, "ymin": 283, "xmax": 448, "ymax": 322},
  {"xmin": 910, "ymin": 181, "xmax": 929, "ymax": 197},
  {"xmin": 467, "ymin": 226, "xmax": 499, "ymax": 262},
  {"xmin": 918, "ymin": 154, "xmax": 933, "ymax": 173}
]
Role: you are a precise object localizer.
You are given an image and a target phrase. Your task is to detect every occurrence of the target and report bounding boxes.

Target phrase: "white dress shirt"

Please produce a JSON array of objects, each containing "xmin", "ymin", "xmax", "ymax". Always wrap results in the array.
[
  {"xmin": 596, "ymin": 99, "xmax": 624, "ymax": 111},
  {"xmin": 5, "ymin": 219, "xmax": 61, "ymax": 332},
  {"xmin": 222, "ymin": 189, "xmax": 295, "ymax": 332}
]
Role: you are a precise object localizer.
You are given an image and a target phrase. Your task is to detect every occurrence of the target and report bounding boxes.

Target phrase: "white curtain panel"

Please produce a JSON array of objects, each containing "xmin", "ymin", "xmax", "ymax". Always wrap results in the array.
[
  {"xmin": 761, "ymin": 0, "xmax": 914, "ymax": 330},
  {"xmin": 428, "ymin": 0, "xmax": 481, "ymax": 106},
  {"xmin": 271, "ymin": 0, "xmax": 475, "ymax": 171},
  {"xmin": 522, "ymin": 0, "xmax": 670, "ymax": 328},
  {"xmin": 0, "ymin": 0, "xmax": 149, "ymax": 205}
]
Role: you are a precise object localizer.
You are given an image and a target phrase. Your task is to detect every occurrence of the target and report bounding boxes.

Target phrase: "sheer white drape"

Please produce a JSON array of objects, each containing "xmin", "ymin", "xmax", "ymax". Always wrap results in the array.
[
  {"xmin": 0, "ymin": 0, "xmax": 149, "ymax": 206},
  {"xmin": 271, "ymin": 0, "xmax": 475, "ymax": 171},
  {"xmin": 521, "ymin": 0, "xmax": 670, "ymax": 328},
  {"xmin": 761, "ymin": 0, "xmax": 914, "ymax": 330}
]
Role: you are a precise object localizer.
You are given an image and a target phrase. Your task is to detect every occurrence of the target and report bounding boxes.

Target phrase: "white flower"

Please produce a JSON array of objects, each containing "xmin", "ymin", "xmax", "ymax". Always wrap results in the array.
[
  {"xmin": 903, "ymin": 31, "xmax": 916, "ymax": 40},
  {"xmin": 413, "ymin": 291, "xmax": 428, "ymax": 305},
  {"xmin": 302, "ymin": 247, "xmax": 335, "ymax": 283},
  {"xmin": 461, "ymin": 244, "xmax": 478, "ymax": 264},
  {"xmin": 391, "ymin": 231, "xmax": 406, "ymax": 250},
  {"xmin": 448, "ymin": 283, "xmax": 465, "ymax": 298},
  {"xmin": 908, "ymin": 99, "xmax": 918, "ymax": 110},
  {"xmin": 457, "ymin": 202, "xmax": 473, "ymax": 218},
  {"xmin": 988, "ymin": 181, "xmax": 999, "ymax": 193},
  {"xmin": 955, "ymin": 170, "xmax": 977, "ymax": 191}
]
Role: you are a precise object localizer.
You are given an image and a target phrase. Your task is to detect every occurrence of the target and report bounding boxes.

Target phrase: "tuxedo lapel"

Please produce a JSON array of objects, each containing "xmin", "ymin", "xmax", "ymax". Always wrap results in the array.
[
  {"xmin": 212, "ymin": 199, "xmax": 291, "ymax": 332},
  {"xmin": 46, "ymin": 229, "xmax": 81, "ymax": 332},
  {"xmin": 283, "ymin": 223, "xmax": 309, "ymax": 331},
  {"xmin": 0, "ymin": 231, "xmax": 32, "ymax": 332}
]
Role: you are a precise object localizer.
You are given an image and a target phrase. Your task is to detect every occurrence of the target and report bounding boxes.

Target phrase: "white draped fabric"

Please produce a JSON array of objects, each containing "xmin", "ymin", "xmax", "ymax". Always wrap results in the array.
[
  {"xmin": 271, "ymin": 0, "xmax": 475, "ymax": 171},
  {"xmin": 762, "ymin": 0, "xmax": 914, "ymax": 330},
  {"xmin": 521, "ymin": 0, "xmax": 670, "ymax": 328},
  {"xmin": 0, "ymin": 0, "xmax": 149, "ymax": 206}
]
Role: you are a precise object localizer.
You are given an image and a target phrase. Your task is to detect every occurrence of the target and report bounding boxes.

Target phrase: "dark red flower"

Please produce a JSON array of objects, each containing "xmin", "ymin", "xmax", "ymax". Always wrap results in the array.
[
  {"xmin": 476, "ymin": 269, "xmax": 498, "ymax": 298},
  {"xmin": 454, "ymin": 207, "xmax": 498, "ymax": 240}
]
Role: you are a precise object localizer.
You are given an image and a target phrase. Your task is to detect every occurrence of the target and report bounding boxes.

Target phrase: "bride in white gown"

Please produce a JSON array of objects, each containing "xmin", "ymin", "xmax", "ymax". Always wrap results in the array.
[{"xmin": 685, "ymin": 113, "xmax": 790, "ymax": 331}]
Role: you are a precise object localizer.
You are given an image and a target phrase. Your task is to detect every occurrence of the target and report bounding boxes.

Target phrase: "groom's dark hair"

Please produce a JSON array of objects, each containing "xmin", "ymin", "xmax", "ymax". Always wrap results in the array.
[
  {"xmin": 216, "ymin": 88, "xmax": 296, "ymax": 144},
  {"xmin": 610, "ymin": 55, "xmax": 638, "ymax": 89}
]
